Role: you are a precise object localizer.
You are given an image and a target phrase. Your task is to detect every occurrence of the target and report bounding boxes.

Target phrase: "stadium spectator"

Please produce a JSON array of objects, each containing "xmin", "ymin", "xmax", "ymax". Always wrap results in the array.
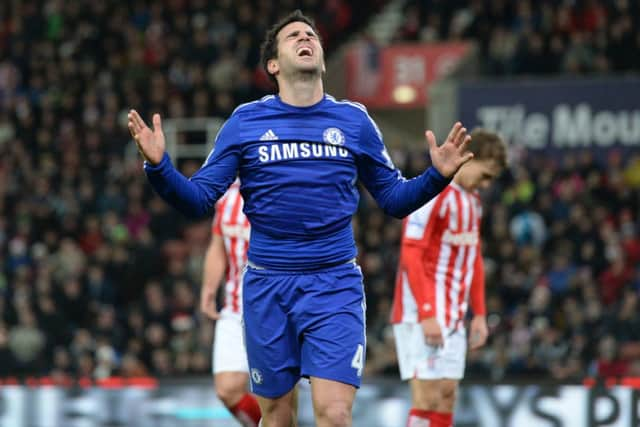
[{"xmin": 396, "ymin": 0, "xmax": 640, "ymax": 76}]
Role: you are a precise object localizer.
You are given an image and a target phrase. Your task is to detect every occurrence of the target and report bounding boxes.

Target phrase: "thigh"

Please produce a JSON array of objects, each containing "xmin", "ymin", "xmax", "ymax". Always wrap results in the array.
[
  {"xmin": 214, "ymin": 371, "xmax": 251, "ymax": 405},
  {"xmin": 257, "ymin": 387, "xmax": 298, "ymax": 426},
  {"xmin": 213, "ymin": 312, "xmax": 249, "ymax": 374},
  {"xmin": 296, "ymin": 263, "xmax": 366, "ymax": 388},
  {"xmin": 310, "ymin": 377, "xmax": 356, "ymax": 419},
  {"xmin": 243, "ymin": 268, "xmax": 300, "ymax": 398},
  {"xmin": 410, "ymin": 378, "xmax": 441, "ymax": 409},
  {"xmin": 215, "ymin": 371, "xmax": 250, "ymax": 391}
]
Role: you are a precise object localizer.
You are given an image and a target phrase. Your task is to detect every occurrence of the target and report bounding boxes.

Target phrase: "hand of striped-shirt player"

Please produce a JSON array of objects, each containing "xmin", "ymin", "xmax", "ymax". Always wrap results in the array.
[{"xmin": 421, "ymin": 317, "xmax": 444, "ymax": 348}]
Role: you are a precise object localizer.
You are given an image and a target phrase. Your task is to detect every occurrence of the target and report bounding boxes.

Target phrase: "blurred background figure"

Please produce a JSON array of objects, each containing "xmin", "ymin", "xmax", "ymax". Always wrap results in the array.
[{"xmin": 391, "ymin": 130, "xmax": 506, "ymax": 427}]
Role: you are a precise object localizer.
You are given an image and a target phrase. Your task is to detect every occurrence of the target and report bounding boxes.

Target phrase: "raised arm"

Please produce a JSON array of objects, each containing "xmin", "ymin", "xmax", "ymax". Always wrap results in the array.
[
  {"xmin": 358, "ymin": 117, "xmax": 473, "ymax": 218},
  {"xmin": 128, "ymin": 110, "xmax": 240, "ymax": 218}
]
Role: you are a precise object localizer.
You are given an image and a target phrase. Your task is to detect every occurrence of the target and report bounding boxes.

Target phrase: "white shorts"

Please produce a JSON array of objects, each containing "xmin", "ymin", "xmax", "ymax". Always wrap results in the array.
[
  {"xmin": 212, "ymin": 311, "xmax": 249, "ymax": 374},
  {"xmin": 393, "ymin": 323, "xmax": 466, "ymax": 380}
]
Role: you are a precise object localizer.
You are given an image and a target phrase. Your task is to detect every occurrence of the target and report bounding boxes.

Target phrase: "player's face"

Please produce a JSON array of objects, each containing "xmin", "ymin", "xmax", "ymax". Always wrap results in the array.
[
  {"xmin": 459, "ymin": 159, "xmax": 501, "ymax": 191},
  {"xmin": 268, "ymin": 21, "xmax": 325, "ymax": 79}
]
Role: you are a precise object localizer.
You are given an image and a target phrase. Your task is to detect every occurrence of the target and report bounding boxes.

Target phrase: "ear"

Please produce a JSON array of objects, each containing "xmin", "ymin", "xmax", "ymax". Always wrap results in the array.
[{"xmin": 267, "ymin": 58, "xmax": 279, "ymax": 76}]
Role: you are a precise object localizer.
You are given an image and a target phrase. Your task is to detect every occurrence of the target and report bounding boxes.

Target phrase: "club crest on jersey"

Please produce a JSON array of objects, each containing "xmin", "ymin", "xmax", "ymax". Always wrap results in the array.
[
  {"xmin": 323, "ymin": 127, "xmax": 345, "ymax": 146},
  {"xmin": 251, "ymin": 368, "xmax": 263, "ymax": 385}
]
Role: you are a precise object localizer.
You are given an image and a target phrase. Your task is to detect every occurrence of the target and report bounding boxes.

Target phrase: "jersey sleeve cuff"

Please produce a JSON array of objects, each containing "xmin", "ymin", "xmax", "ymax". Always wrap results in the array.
[
  {"xmin": 418, "ymin": 303, "xmax": 436, "ymax": 320},
  {"xmin": 143, "ymin": 152, "xmax": 171, "ymax": 174},
  {"xmin": 426, "ymin": 166, "xmax": 453, "ymax": 187}
]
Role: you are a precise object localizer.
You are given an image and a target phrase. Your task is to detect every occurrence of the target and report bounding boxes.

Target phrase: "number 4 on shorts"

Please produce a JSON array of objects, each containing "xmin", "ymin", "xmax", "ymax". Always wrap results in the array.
[{"xmin": 351, "ymin": 344, "xmax": 364, "ymax": 377}]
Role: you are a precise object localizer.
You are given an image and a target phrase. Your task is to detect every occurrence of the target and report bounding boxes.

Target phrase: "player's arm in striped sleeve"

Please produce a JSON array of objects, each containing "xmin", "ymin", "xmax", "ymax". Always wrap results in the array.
[
  {"xmin": 470, "ymin": 243, "xmax": 486, "ymax": 316},
  {"xmin": 468, "ymin": 236, "xmax": 489, "ymax": 350},
  {"xmin": 144, "ymin": 115, "xmax": 241, "ymax": 218},
  {"xmin": 402, "ymin": 243, "xmax": 437, "ymax": 320},
  {"xmin": 402, "ymin": 206, "xmax": 440, "ymax": 320}
]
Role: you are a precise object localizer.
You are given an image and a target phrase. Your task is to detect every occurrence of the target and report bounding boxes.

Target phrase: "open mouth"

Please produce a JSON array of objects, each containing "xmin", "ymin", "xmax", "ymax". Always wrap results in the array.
[{"xmin": 297, "ymin": 47, "xmax": 313, "ymax": 57}]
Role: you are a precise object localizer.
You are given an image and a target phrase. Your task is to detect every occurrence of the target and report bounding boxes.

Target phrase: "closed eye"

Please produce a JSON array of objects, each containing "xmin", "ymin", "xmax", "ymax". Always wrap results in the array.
[{"xmin": 285, "ymin": 30, "xmax": 318, "ymax": 39}]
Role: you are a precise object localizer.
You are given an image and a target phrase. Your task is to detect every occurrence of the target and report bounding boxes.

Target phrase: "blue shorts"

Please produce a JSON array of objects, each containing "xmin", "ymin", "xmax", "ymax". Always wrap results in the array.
[{"xmin": 242, "ymin": 261, "xmax": 366, "ymax": 398}]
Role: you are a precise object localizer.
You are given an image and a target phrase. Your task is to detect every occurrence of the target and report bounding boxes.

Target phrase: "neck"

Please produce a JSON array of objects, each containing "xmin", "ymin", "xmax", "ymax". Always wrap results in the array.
[
  {"xmin": 277, "ymin": 77, "xmax": 324, "ymax": 107},
  {"xmin": 453, "ymin": 174, "xmax": 471, "ymax": 191}
]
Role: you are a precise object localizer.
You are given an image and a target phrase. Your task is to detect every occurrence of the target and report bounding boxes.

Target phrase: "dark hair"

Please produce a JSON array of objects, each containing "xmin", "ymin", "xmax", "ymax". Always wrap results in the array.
[
  {"xmin": 469, "ymin": 128, "xmax": 508, "ymax": 168},
  {"xmin": 259, "ymin": 10, "xmax": 320, "ymax": 89}
]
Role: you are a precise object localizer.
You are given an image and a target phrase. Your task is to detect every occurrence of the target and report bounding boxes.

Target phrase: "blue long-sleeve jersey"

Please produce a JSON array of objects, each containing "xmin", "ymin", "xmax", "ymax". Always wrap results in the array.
[{"xmin": 144, "ymin": 94, "xmax": 451, "ymax": 270}]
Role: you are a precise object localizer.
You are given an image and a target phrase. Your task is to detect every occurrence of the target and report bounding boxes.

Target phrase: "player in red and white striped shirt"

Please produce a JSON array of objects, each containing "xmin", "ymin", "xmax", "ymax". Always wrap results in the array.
[
  {"xmin": 391, "ymin": 130, "xmax": 506, "ymax": 427},
  {"xmin": 200, "ymin": 180, "xmax": 260, "ymax": 427}
]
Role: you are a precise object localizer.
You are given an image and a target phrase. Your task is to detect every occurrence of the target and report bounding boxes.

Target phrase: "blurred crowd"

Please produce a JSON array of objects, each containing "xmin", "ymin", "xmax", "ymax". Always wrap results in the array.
[
  {"xmin": 396, "ymin": 0, "xmax": 640, "ymax": 75},
  {"xmin": 1, "ymin": 0, "xmax": 639, "ymax": 384}
]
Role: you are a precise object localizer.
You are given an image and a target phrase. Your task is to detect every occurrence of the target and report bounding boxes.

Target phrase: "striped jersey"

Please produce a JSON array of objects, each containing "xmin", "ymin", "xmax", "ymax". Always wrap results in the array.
[
  {"xmin": 212, "ymin": 182, "xmax": 249, "ymax": 314},
  {"xmin": 390, "ymin": 182, "xmax": 486, "ymax": 330}
]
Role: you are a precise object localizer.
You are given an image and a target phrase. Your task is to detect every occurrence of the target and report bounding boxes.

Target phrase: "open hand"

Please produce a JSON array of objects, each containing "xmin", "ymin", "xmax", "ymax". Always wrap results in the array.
[
  {"xmin": 426, "ymin": 122, "xmax": 473, "ymax": 178},
  {"xmin": 127, "ymin": 110, "xmax": 166, "ymax": 165}
]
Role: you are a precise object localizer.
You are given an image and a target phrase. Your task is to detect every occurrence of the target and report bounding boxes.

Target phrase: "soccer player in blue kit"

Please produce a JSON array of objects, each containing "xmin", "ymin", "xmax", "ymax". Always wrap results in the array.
[{"xmin": 128, "ymin": 10, "xmax": 473, "ymax": 427}]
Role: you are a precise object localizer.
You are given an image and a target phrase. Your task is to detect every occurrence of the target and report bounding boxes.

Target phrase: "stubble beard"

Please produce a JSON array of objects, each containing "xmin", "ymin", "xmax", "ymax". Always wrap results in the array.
[
  {"xmin": 294, "ymin": 67, "xmax": 322, "ymax": 82},
  {"xmin": 281, "ymin": 55, "xmax": 323, "ymax": 83}
]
